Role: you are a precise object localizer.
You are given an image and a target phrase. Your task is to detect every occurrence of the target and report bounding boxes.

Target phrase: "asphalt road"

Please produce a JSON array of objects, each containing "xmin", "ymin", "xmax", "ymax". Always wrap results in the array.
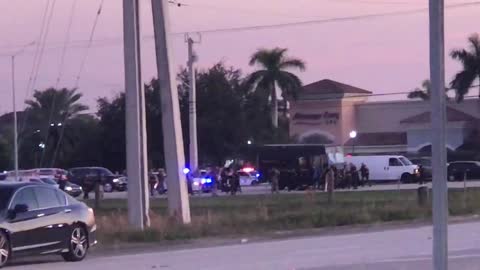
[
  {"xmin": 100, "ymin": 180, "xmax": 480, "ymax": 199},
  {"xmin": 9, "ymin": 221, "xmax": 480, "ymax": 270}
]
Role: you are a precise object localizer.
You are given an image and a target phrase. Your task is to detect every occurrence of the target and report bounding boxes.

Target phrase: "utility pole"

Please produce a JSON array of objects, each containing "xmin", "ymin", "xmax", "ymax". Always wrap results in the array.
[
  {"xmin": 186, "ymin": 34, "xmax": 201, "ymax": 172},
  {"xmin": 123, "ymin": 0, "xmax": 150, "ymax": 229},
  {"xmin": 10, "ymin": 41, "xmax": 34, "ymax": 181},
  {"xmin": 151, "ymin": 0, "xmax": 191, "ymax": 224},
  {"xmin": 429, "ymin": 0, "xmax": 448, "ymax": 269},
  {"xmin": 11, "ymin": 55, "xmax": 18, "ymax": 181}
]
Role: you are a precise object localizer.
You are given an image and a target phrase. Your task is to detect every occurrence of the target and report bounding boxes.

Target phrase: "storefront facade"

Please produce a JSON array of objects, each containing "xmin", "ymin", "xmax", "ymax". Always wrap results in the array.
[{"xmin": 289, "ymin": 79, "xmax": 480, "ymax": 163}]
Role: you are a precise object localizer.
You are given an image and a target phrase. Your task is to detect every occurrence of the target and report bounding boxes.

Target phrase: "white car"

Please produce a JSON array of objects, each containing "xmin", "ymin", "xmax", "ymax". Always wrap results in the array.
[{"xmin": 238, "ymin": 171, "xmax": 260, "ymax": 186}]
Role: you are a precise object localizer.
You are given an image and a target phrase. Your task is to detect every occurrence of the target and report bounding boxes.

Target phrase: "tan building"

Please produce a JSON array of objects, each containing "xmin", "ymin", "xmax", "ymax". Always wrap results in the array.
[{"xmin": 289, "ymin": 79, "xmax": 480, "ymax": 163}]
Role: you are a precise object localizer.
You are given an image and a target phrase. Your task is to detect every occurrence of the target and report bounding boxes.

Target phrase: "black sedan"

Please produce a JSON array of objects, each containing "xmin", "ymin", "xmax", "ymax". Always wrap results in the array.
[{"xmin": 0, "ymin": 182, "xmax": 96, "ymax": 267}]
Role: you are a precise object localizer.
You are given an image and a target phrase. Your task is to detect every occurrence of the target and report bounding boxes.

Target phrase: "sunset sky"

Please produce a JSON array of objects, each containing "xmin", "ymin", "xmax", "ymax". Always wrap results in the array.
[{"xmin": 0, "ymin": 0, "xmax": 479, "ymax": 114}]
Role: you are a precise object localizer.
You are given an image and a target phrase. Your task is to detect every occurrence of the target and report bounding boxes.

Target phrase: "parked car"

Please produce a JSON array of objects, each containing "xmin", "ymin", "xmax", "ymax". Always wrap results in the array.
[
  {"xmin": 68, "ymin": 167, "xmax": 127, "ymax": 192},
  {"xmin": 410, "ymin": 157, "xmax": 432, "ymax": 179},
  {"xmin": 191, "ymin": 170, "xmax": 214, "ymax": 193},
  {"xmin": 345, "ymin": 155, "xmax": 419, "ymax": 183},
  {"xmin": 0, "ymin": 182, "xmax": 97, "ymax": 267},
  {"xmin": 238, "ymin": 170, "xmax": 260, "ymax": 186},
  {"xmin": 448, "ymin": 161, "xmax": 480, "ymax": 181}
]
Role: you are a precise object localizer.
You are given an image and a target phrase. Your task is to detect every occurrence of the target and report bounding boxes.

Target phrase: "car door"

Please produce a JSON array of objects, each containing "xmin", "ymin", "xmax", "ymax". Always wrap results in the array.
[
  {"xmin": 7, "ymin": 187, "xmax": 42, "ymax": 254},
  {"xmin": 31, "ymin": 186, "xmax": 70, "ymax": 253},
  {"xmin": 387, "ymin": 158, "xmax": 404, "ymax": 181}
]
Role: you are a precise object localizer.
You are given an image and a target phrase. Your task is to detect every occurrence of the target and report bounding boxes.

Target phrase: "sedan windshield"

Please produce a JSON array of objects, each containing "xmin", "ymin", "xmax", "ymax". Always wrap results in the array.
[{"xmin": 0, "ymin": 188, "xmax": 13, "ymax": 210}]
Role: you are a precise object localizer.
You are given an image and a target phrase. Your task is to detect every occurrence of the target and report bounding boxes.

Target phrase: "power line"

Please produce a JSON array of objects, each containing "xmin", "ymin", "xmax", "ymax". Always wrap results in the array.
[
  {"xmin": 1, "ymin": 0, "xmax": 479, "ymax": 55},
  {"xmin": 40, "ymin": 0, "xmax": 79, "ymax": 168},
  {"xmin": 170, "ymin": 1, "xmax": 480, "ymax": 34},
  {"xmin": 51, "ymin": 0, "xmax": 105, "ymax": 167},
  {"xmin": 55, "ymin": 0, "xmax": 77, "ymax": 88},
  {"xmin": 18, "ymin": 0, "xmax": 53, "ymax": 150},
  {"xmin": 74, "ymin": 0, "xmax": 104, "ymax": 88},
  {"xmin": 31, "ymin": 0, "xmax": 57, "ymax": 93}
]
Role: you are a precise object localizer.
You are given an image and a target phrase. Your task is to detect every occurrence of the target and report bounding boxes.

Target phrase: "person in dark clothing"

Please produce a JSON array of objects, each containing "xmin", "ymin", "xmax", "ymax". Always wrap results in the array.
[
  {"xmin": 82, "ymin": 175, "xmax": 95, "ymax": 200},
  {"xmin": 343, "ymin": 163, "xmax": 352, "ymax": 189},
  {"xmin": 360, "ymin": 163, "xmax": 371, "ymax": 187},
  {"xmin": 418, "ymin": 165, "xmax": 426, "ymax": 185},
  {"xmin": 148, "ymin": 172, "xmax": 158, "ymax": 196},
  {"xmin": 312, "ymin": 163, "xmax": 323, "ymax": 190},
  {"xmin": 351, "ymin": 164, "xmax": 360, "ymax": 189},
  {"xmin": 270, "ymin": 167, "xmax": 280, "ymax": 194}
]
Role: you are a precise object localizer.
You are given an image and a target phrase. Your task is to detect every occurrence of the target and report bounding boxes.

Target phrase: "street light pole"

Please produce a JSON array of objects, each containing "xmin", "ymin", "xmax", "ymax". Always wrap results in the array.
[
  {"xmin": 187, "ymin": 36, "xmax": 198, "ymax": 172},
  {"xmin": 10, "ymin": 41, "xmax": 34, "ymax": 181},
  {"xmin": 11, "ymin": 55, "xmax": 18, "ymax": 181},
  {"xmin": 429, "ymin": 0, "xmax": 448, "ymax": 269}
]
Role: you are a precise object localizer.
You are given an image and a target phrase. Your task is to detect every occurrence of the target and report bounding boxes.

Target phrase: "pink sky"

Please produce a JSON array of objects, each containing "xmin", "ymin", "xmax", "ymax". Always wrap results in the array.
[{"xmin": 0, "ymin": 0, "xmax": 479, "ymax": 114}]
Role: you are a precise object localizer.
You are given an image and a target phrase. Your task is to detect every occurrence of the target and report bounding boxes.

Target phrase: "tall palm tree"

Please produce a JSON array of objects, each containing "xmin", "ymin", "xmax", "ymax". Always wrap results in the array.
[
  {"xmin": 408, "ymin": 80, "xmax": 431, "ymax": 100},
  {"xmin": 23, "ymin": 88, "xmax": 89, "ymax": 166},
  {"xmin": 25, "ymin": 88, "xmax": 88, "ymax": 124},
  {"xmin": 450, "ymin": 33, "xmax": 480, "ymax": 101},
  {"xmin": 246, "ymin": 48, "xmax": 305, "ymax": 128}
]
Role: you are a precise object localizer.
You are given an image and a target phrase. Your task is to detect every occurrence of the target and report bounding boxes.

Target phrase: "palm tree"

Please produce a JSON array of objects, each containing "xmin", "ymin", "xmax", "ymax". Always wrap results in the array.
[
  {"xmin": 246, "ymin": 48, "xmax": 305, "ymax": 128},
  {"xmin": 408, "ymin": 80, "xmax": 431, "ymax": 100},
  {"xmin": 450, "ymin": 33, "xmax": 480, "ymax": 101},
  {"xmin": 23, "ymin": 88, "xmax": 89, "ymax": 166},
  {"xmin": 25, "ymin": 88, "xmax": 88, "ymax": 124}
]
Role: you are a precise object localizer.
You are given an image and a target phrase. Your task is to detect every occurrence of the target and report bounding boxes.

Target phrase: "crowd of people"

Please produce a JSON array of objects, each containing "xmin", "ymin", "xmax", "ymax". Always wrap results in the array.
[{"xmin": 269, "ymin": 161, "xmax": 371, "ymax": 194}]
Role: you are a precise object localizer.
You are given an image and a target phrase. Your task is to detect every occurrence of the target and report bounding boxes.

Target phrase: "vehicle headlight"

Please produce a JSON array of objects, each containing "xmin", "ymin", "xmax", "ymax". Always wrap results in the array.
[
  {"xmin": 65, "ymin": 186, "xmax": 73, "ymax": 191},
  {"xmin": 414, "ymin": 168, "xmax": 419, "ymax": 174},
  {"xmin": 193, "ymin": 182, "xmax": 200, "ymax": 186},
  {"xmin": 112, "ymin": 178, "xmax": 119, "ymax": 183}
]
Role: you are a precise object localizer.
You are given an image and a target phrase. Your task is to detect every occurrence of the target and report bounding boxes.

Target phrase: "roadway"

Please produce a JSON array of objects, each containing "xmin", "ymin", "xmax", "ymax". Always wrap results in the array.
[
  {"xmin": 101, "ymin": 180, "xmax": 480, "ymax": 199},
  {"xmin": 9, "ymin": 220, "xmax": 480, "ymax": 269}
]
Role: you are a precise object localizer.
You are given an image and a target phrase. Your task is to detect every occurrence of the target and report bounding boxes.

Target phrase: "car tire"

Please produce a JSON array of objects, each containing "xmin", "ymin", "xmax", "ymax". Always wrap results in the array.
[
  {"xmin": 0, "ymin": 231, "xmax": 10, "ymax": 268},
  {"xmin": 251, "ymin": 180, "xmax": 258, "ymax": 186},
  {"xmin": 62, "ymin": 225, "xmax": 89, "ymax": 262},
  {"xmin": 103, "ymin": 183, "xmax": 113, "ymax": 193},
  {"xmin": 401, "ymin": 173, "xmax": 412, "ymax": 183}
]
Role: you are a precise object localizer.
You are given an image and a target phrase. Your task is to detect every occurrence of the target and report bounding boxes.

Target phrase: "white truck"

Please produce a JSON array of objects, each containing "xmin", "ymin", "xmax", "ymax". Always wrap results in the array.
[{"xmin": 345, "ymin": 155, "xmax": 419, "ymax": 183}]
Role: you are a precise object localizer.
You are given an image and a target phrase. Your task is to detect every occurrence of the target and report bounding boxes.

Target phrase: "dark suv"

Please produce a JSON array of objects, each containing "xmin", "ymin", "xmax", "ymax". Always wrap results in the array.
[
  {"xmin": 68, "ymin": 167, "xmax": 127, "ymax": 192},
  {"xmin": 448, "ymin": 161, "xmax": 480, "ymax": 181}
]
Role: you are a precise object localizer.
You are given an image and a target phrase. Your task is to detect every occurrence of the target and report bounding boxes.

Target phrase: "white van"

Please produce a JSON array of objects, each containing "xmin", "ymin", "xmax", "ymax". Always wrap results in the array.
[{"xmin": 344, "ymin": 155, "xmax": 419, "ymax": 183}]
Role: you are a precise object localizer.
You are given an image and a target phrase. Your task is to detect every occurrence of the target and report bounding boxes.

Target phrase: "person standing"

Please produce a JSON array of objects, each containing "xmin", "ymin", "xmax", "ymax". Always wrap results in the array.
[
  {"xmin": 351, "ymin": 164, "xmax": 360, "ymax": 189},
  {"xmin": 418, "ymin": 164, "xmax": 426, "ymax": 185},
  {"xmin": 325, "ymin": 166, "xmax": 335, "ymax": 203},
  {"xmin": 360, "ymin": 163, "xmax": 370, "ymax": 187},
  {"xmin": 148, "ymin": 171, "xmax": 158, "ymax": 196},
  {"xmin": 312, "ymin": 162, "xmax": 323, "ymax": 190},
  {"xmin": 343, "ymin": 163, "xmax": 352, "ymax": 189},
  {"xmin": 271, "ymin": 167, "xmax": 280, "ymax": 194},
  {"xmin": 156, "ymin": 169, "xmax": 166, "ymax": 194}
]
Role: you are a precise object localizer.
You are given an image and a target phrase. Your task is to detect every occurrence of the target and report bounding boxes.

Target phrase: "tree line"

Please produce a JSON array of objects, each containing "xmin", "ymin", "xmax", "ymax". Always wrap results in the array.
[{"xmin": 0, "ymin": 48, "xmax": 305, "ymax": 171}]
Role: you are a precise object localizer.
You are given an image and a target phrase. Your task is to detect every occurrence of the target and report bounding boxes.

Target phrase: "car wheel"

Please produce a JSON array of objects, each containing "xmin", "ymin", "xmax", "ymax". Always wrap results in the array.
[
  {"xmin": 0, "ymin": 231, "xmax": 10, "ymax": 268},
  {"xmin": 401, "ymin": 173, "xmax": 412, "ymax": 183},
  {"xmin": 251, "ymin": 180, "xmax": 258, "ymax": 186},
  {"xmin": 62, "ymin": 226, "xmax": 88, "ymax": 262},
  {"xmin": 103, "ymin": 183, "xmax": 113, "ymax": 193}
]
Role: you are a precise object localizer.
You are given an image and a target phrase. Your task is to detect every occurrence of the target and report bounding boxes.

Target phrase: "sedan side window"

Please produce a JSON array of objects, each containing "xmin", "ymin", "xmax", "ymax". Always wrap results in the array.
[
  {"xmin": 34, "ymin": 187, "xmax": 62, "ymax": 209},
  {"xmin": 10, "ymin": 188, "xmax": 39, "ymax": 211}
]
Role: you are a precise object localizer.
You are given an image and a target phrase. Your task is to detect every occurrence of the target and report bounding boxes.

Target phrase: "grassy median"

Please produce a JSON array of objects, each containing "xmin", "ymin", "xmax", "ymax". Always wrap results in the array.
[{"xmin": 88, "ymin": 188, "xmax": 480, "ymax": 244}]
